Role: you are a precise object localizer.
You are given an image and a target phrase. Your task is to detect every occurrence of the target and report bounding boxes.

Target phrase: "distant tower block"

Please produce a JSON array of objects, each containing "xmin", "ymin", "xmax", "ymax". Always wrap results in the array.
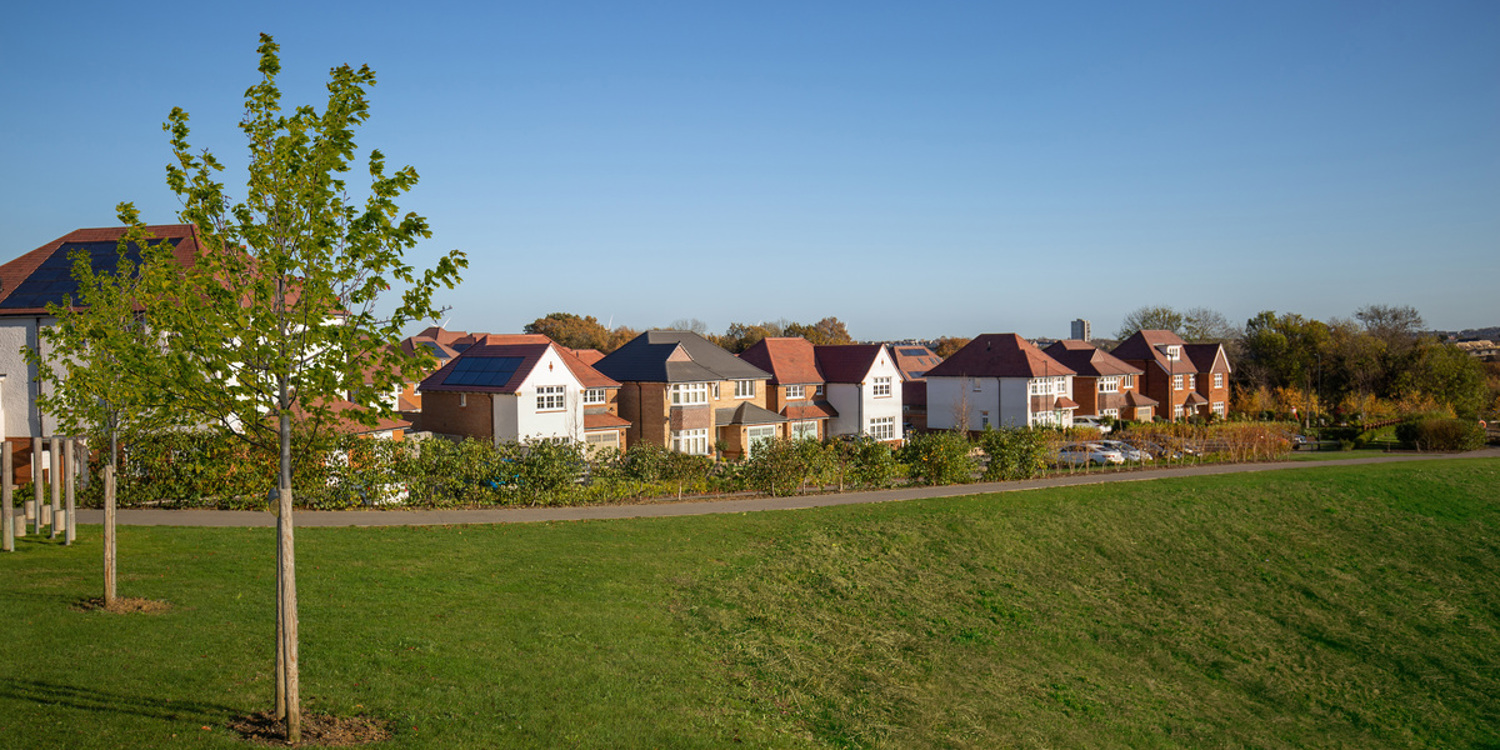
[{"xmin": 1071, "ymin": 318, "xmax": 1091, "ymax": 341}]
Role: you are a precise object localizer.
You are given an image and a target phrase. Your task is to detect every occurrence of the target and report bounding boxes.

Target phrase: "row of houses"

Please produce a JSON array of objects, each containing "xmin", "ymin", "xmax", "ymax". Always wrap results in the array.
[
  {"xmin": 0, "ymin": 225, "xmax": 1234, "ymax": 469},
  {"xmin": 405, "ymin": 328, "xmax": 906, "ymax": 459}
]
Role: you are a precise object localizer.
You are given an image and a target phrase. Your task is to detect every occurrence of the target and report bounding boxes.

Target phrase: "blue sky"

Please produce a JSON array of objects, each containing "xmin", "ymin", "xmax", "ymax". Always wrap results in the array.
[{"xmin": 3, "ymin": 1, "xmax": 1496, "ymax": 340}]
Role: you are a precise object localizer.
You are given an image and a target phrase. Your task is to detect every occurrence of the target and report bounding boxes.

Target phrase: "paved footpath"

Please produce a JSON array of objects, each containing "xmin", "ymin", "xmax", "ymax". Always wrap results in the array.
[{"xmin": 75, "ymin": 447, "xmax": 1500, "ymax": 528}]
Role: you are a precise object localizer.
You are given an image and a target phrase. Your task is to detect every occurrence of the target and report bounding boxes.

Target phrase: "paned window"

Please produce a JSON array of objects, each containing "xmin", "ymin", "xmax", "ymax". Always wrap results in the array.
[
  {"xmin": 791, "ymin": 420, "xmax": 819, "ymax": 440},
  {"xmin": 672, "ymin": 428, "xmax": 709, "ymax": 455},
  {"xmin": 459, "ymin": 393, "xmax": 467, "ymax": 408},
  {"xmin": 734, "ymin": 380, "xmax": 755, "ymax": 399},
  {"xmin": 583, "ymin": 388, "xmax": 606, "ymax": 405},
  {"xmin": 1102, "ymin": 408, "xmax": 1120, "ymax": 418},
  {"xmin": 1029, "ymin": 379, "xmax": 1049, "ymax": 395},
  {"xmin": 815, "ymin": 384, "xmax": 824, "ymax": 396},
  {"xmin": 1098, "ymin": 376, "xmax": 1119, "ymax": 393},
  {"xmin": 785, "ymin": 385, "xmax": 805, "ymax": 399},
  {"xmin": 1186, "ymin": 374, "xmax": 1196, "ymax": 390},
  {"xmin": 1165, "ymin": 345, "xmax": 1181, "ymax": 361},
  {"xmin": 1212, "ymin": 401, "xmax": 1226, "ymax": 416},
  {"xmin": 872, "ymin": 377, "xmax": 892, "ymax": 397},
  {"xmin": 1213, "ymin": 373, "xmax": 1224, "ymax": 389},
  {"xmin": 1172, "ymin": 374, "xmax": 1184, "ymax": 391},
  {"xmin": 867, "ymin": 416, "xmax": 896, "ymax": 440},
  {"xmin": 536, "ymin": 385, "xmax": 565, "ymax": 411},
  {"xmin": 671, "ymin": 383, "xmax": 709, "ymax": 405},
  {"xmin": 712, "ymin": 382, "xmax": 720, "ymax": 399},
  {"xmin": 1173, "ymin": 405, "xmax": 1185, "ymax": 418}
]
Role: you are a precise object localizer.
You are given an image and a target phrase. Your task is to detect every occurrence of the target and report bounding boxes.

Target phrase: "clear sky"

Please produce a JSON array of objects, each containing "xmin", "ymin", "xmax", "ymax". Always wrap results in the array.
[{"xmin": 3, "ymin": 1, "xmax": 1496, "ymax": 341}]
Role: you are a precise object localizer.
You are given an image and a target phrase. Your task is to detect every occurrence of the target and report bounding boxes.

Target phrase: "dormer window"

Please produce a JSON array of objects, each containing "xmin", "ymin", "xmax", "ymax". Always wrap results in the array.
[{"xmin": 1165, "ymin": 345, "xmax": 1181, "ymax": 361}]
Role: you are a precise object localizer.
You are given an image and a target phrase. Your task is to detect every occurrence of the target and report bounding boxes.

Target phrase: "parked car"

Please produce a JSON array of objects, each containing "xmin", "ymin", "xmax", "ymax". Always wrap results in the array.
[
  {"xmin": 1072, "ymin": 416, "xmax": 1112, "ymax": 434},
  {"xmin": 1055, "ymin": 443, "xmax": 1126, "ymax": 467},
  {"xmin": 1097, "ymin": 439, "xmax": 1151, "ymax": 462}
]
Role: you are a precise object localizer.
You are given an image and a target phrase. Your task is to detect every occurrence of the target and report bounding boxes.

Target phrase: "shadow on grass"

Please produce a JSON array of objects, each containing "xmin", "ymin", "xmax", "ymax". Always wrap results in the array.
[{"xmin": 0, "ymin": 678, "xmax": 239, "ymax": 724}]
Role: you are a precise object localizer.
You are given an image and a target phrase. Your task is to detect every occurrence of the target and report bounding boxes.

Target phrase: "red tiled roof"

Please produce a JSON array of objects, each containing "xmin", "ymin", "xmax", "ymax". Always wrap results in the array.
[
  {"xmin": 926, "ymin": 334, "xmax": 1074, "ymax": 379},
  {"xmin": 783, "ymin": 401, "xmax": 837, "ymax": 420},
  {"xmin": 559, "ymin": 348, "xmax": 620, "ymax": 389},
  {"xmin": 1043, "ymin": 339, "xmax": 1142, "ymax": 377},
  {"xmin": 1111, "ymin": 330, "xmax": 1196, "ymax": 375},
  {"xmin": 420, "ymin": 341, "xmax": 618, "ymax": 394},
  {"xmin": 584, "ymin": 412, "xmax": 631, "ymax": 430},
  {"xmin": 570, "ymin": 348, "xmax": 605, "ymax": 365},
  {"xmin": 813, "ymin": 344, "xmax": 890, "ymax": 383},
  {"xmin": 739, "ymin": 337, "xmax": 824, "ymax": 385},
  {"xmin": 1184, "ymin": 392, "xmax": 1209, "ymax": 406},
  {"xmin": 1055, "ymin": 396, "xmax": 1079, "ymax": 409},
  {"xmin": 0, "ymin": 224, "xmax": 204, "ymax": 315}
]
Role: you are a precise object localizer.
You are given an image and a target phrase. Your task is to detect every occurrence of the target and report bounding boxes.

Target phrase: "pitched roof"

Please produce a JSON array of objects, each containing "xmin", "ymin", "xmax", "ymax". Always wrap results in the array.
[
  {"xmin": 1042, "ymin": 340, "xmax": 1143, "ymax": 377},
  {"xmin": 715, "ymin": 402, "xmax": 787, "ymax": 425},
  {"xmin": 583, "ymin": 412, "xmax": 631, "ymax": 430},
  {"xmin": 1183, "ymin": 343, "xmax": 1232, "ymax": 374},
  {"xmin": 570, "ymin": 349, "xmax": 605, "ymax": 365},
  {"xmin": 419, "ymin": 341, "xmax": 618, "ymax": 394},
  {"xmin": 595, "ymin": 330, "xmax": 770, "ymax": 383},
  {"xmin": 783, "ymin": 401, "xmax": 837, "ymax": 420},
  {"xmin": 813, "ymin": 344, "xmax": 892, "ymax": 383},
  {"xmin": 925, "ymin": 334, "xmax": 1075, "ymax": 379},
  {"xmin": 1111, "ymin": 330, "xmax": 1197, "ymax": 375},
  {"xmin": 891, "ymin": 344, "xmax": 943, "ymax": 380},
  {"xmin": 0, "ymin": 224, "xmax": 204, "ymax": 315},
  {"xmin": 738, "ymin": 337, "xmax": 824, "ymax": 385}
]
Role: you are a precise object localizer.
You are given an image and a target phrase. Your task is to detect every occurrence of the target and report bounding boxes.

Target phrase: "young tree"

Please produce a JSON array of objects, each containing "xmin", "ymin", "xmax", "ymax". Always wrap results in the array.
[
  {"xmin": 24, "ymin": 215, "xmax": 185, "ymax": 604},
  {"xmin": 137, "ymin": 35, "xmax": 465, "ymax": 742}
]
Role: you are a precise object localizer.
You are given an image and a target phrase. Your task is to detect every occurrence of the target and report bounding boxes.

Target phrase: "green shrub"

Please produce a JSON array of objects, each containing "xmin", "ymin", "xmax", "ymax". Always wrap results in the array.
[
  {"xmin": 977, "ymin": 427, "xmax": 1050, "ymax": 481},
  {"xmin": 1394, "ymin": 418, "xmax": 1485, "ymax": 452},
  {"xmin": 899, "ymin": 431, "xmax": 977, "ymax": 485}
]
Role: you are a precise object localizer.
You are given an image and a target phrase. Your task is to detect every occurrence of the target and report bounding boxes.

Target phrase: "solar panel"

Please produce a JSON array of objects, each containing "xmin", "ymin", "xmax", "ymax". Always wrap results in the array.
[
  {"xmin": 0, "ymin": 238, "xmax": 180, "ymax": 310},
  {"xmin": 898, "ymin": 347, "xmax": 928, "ymax": 356},
  {"xmin": 443, "ymin": 356, "xmax": 524, "ymax": 388}
]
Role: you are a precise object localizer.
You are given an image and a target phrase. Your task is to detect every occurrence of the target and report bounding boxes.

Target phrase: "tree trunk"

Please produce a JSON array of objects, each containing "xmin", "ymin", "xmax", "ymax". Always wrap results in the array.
[
  {"xmin": 64, "ymin": 439, "xmax": 76, "ymax": 546},
  {"xmin": 104, "ymin": 464, "xmax": 116, "ymax": 605},
  {"xmin": 31, "ymin": 436, "xmax": 42, "ymax": 536},
  {"xmin": 277, "ymin": 403, "xmax": 300, "ymax": 743},
  {"xmin": 2, "ymin": 449, "xmax": 13, "ymax": 552},
  {"xmin": 49, "ymin": 436, "xmax": 61, "ymax": 539}
]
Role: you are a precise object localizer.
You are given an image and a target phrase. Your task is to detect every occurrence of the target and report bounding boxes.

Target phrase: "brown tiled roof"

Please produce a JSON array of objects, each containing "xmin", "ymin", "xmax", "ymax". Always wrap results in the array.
[
  {"xmin": 927, "ymin": 334, "xmax": 1074, "ymax": 379},
  {"xmin": 1184, "ymin": 392, "xmax": 1209, "ymax": 406},
  {"xmin": 1043, "ymin": 339, "xmax": 1142, "ymax": 377},
  {"xmin": 583, "ymin": 412, "xmax": 631, "ymax": 430},
  {"xmin": 475, "ymin": 333, "xmax": 552, "ymax": 346},
  {"xmin": 1055, "ymin": 396, "xmax": 1079, "ymax": 409},
  {"xmin": 1125, "ymin": 391, "xmax": 1159, "ymax": 407},
  {"xmin": 813, "ymin": 344, "xmax": 891, "ymax": 383},
  {"xmin": 739, "ymin": 337, "xmax": 824, "ymax": 385},
  {"xmin": 1183, "ymin": 343, "xmax": 1232, "ymax": 374},
  {"xmin": 891, "ymin": 344, "xmax": 942, "ymax": 380},
  {"xmin": 1111, "ymin": 330, "xmax": 1196, "ymax": 375},
  {"xmin": 783, "ymin": 401, "xmax": 837, "ymax": 420},
  {"xmin": 570, "ymin": 349, "xmax": 605, "ymax": 365},
  {"xmin": 559, "ymin": 348, "xmax": 620, "ymax": 389},
  {"xmin": 0, "ymin": 224, "xmax": 204, "ymax": 315}
]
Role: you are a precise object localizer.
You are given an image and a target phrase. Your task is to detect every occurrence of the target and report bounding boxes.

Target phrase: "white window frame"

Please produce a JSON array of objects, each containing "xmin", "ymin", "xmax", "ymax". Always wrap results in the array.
[
  {"xmin": 872, "ymin": 376, "xmax": 892, "ymax": 398},
  {"xmin": 1097, "ymin": 376, "xmax": 1119, "ymax": 393},
  {"xmin": 671, "ymin": 383, "xmax": 709, "ymax": 405},
  {"xmin": 1166, "ymin": 345, "xmax": 1181, "ymax": 361},
  {"xmin": 734, "ymin": 380, "xmax": 755, "ymax": 399},
  {"xmin": 459, "ymin": 393, "xmax": 467, "ymax": 408},
  {"xmin": 1173, "ymin": 404, "xmax": 1185, "ymax": 418},
  {"xmin": 785, "ymin": 384, "xmax": 805, "ymax": 400},
  {"xmin": 1172, "ymin": 374, "xmax": 1184, "ymax": 391},
  {"xmin": 791, "ymin": 420, "xmax": 819, "ymax": 441},
  {"xmin": 814, "ymin": 384, "xmax": 824, "ymax": 396},
  {"xmin": 712, "ymin": 382, "xmax": 720, "ymax": 399},
  {"xmin": 1123, "ymin": 374, "xmax": 1136, "ymax": 388},
  {"xmin": 583, "ymin": 388, "xmax": 606, "ymax": 405},
  {"xmin": 868, "ymin": 416, "xmax": 896, "ymax": 440},
  {"xmin": 1029, "ymin": 379, "xmax": 1049, "ymax": 396},
  {"xmin": 672, "ymin": 428, "xmax": 709, "ymax": 455},
  {"xmin": 1101, "ymin": 408, "xmax": 1119, "ymax": 418},
  {"xmin": 536, "ymin": 385, "xmax": 566, "ymax": 411},
  {"xmin": 1186, "ymin": 374, "xmax": 1196, "ymax": 390},
  {"xmin": 1211, "ymin": 401, "xmax": 1226, "ymax": 416},
  {"xmin": 1213, "ymin": 373, "xmax": 1224, "ymax": 389}
]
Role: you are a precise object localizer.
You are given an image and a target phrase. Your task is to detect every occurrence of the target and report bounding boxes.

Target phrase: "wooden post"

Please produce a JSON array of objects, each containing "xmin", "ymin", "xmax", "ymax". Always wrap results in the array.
[
  {"xmin": 2, "ymin": 448, "xmax": 12, "ymax": 552},
  {"xmin": 49, "ymin": 437, "xmax": 61, "ymax": 540},
  {"xmin": 64, "ymin": 439, "xmax": 76, "ymax": 545},
  {"xmin": 31, "ymin": 436, "xmax": 42, "ymax": 535},
  {"xmin": 104, "ymin": 464, "xmax": 116, "ymax": 605}
]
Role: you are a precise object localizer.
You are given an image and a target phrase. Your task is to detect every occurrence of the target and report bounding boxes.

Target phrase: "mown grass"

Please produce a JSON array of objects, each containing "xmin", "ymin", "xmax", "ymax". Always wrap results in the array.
[{"xmin": 1, "ymin": 459, "xmax": 1497, "ymax": 748}]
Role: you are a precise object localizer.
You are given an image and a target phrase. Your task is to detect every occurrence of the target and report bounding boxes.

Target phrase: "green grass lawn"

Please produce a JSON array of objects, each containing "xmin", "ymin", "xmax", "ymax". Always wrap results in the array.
[{"xmin": 2, "ymin": 459, "xmax": 1497, "ymax": 748}]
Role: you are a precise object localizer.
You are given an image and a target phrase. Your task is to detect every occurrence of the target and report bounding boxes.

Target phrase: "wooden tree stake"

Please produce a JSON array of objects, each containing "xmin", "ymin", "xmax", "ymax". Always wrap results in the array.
[
  {"xmin": 49, "ymin": 436, "xmax": 61, "ymax": 539},
  {"xmin": 2, "ymin": 448, "xmax": 12, "ymax": 551},
  {"xmin": 104, "ymin": 464, "xmax": 116, "ymax": 605}
]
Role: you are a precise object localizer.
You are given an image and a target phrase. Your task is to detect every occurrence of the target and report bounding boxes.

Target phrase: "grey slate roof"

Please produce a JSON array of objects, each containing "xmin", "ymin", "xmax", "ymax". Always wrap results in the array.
[
  {"xmin": 715, "ymin": 402, "xmax": 787, "ymax": 425},
  {"xmin": 596, "ymin": 330, "xmax": 771, "ymax": 383}
]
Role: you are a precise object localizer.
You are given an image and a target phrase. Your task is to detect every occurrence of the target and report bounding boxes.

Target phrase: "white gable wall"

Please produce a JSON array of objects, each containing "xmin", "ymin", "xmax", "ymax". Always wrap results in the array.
[{"xmin": 508, "ymin": 346, "xmax": 586, "ymax": 444}]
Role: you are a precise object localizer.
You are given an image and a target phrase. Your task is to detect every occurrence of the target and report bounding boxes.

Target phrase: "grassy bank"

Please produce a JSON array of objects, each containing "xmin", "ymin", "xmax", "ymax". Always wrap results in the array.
[{"xmin": 1, "ymin": 459, "xmax": 1497, "ymax": 748}]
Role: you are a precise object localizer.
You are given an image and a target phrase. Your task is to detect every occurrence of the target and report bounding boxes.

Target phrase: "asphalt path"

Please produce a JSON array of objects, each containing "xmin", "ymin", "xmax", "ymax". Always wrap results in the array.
[{"xmin": 71, "ymin": 447, "xmax": 1500, "ymax": 528}]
